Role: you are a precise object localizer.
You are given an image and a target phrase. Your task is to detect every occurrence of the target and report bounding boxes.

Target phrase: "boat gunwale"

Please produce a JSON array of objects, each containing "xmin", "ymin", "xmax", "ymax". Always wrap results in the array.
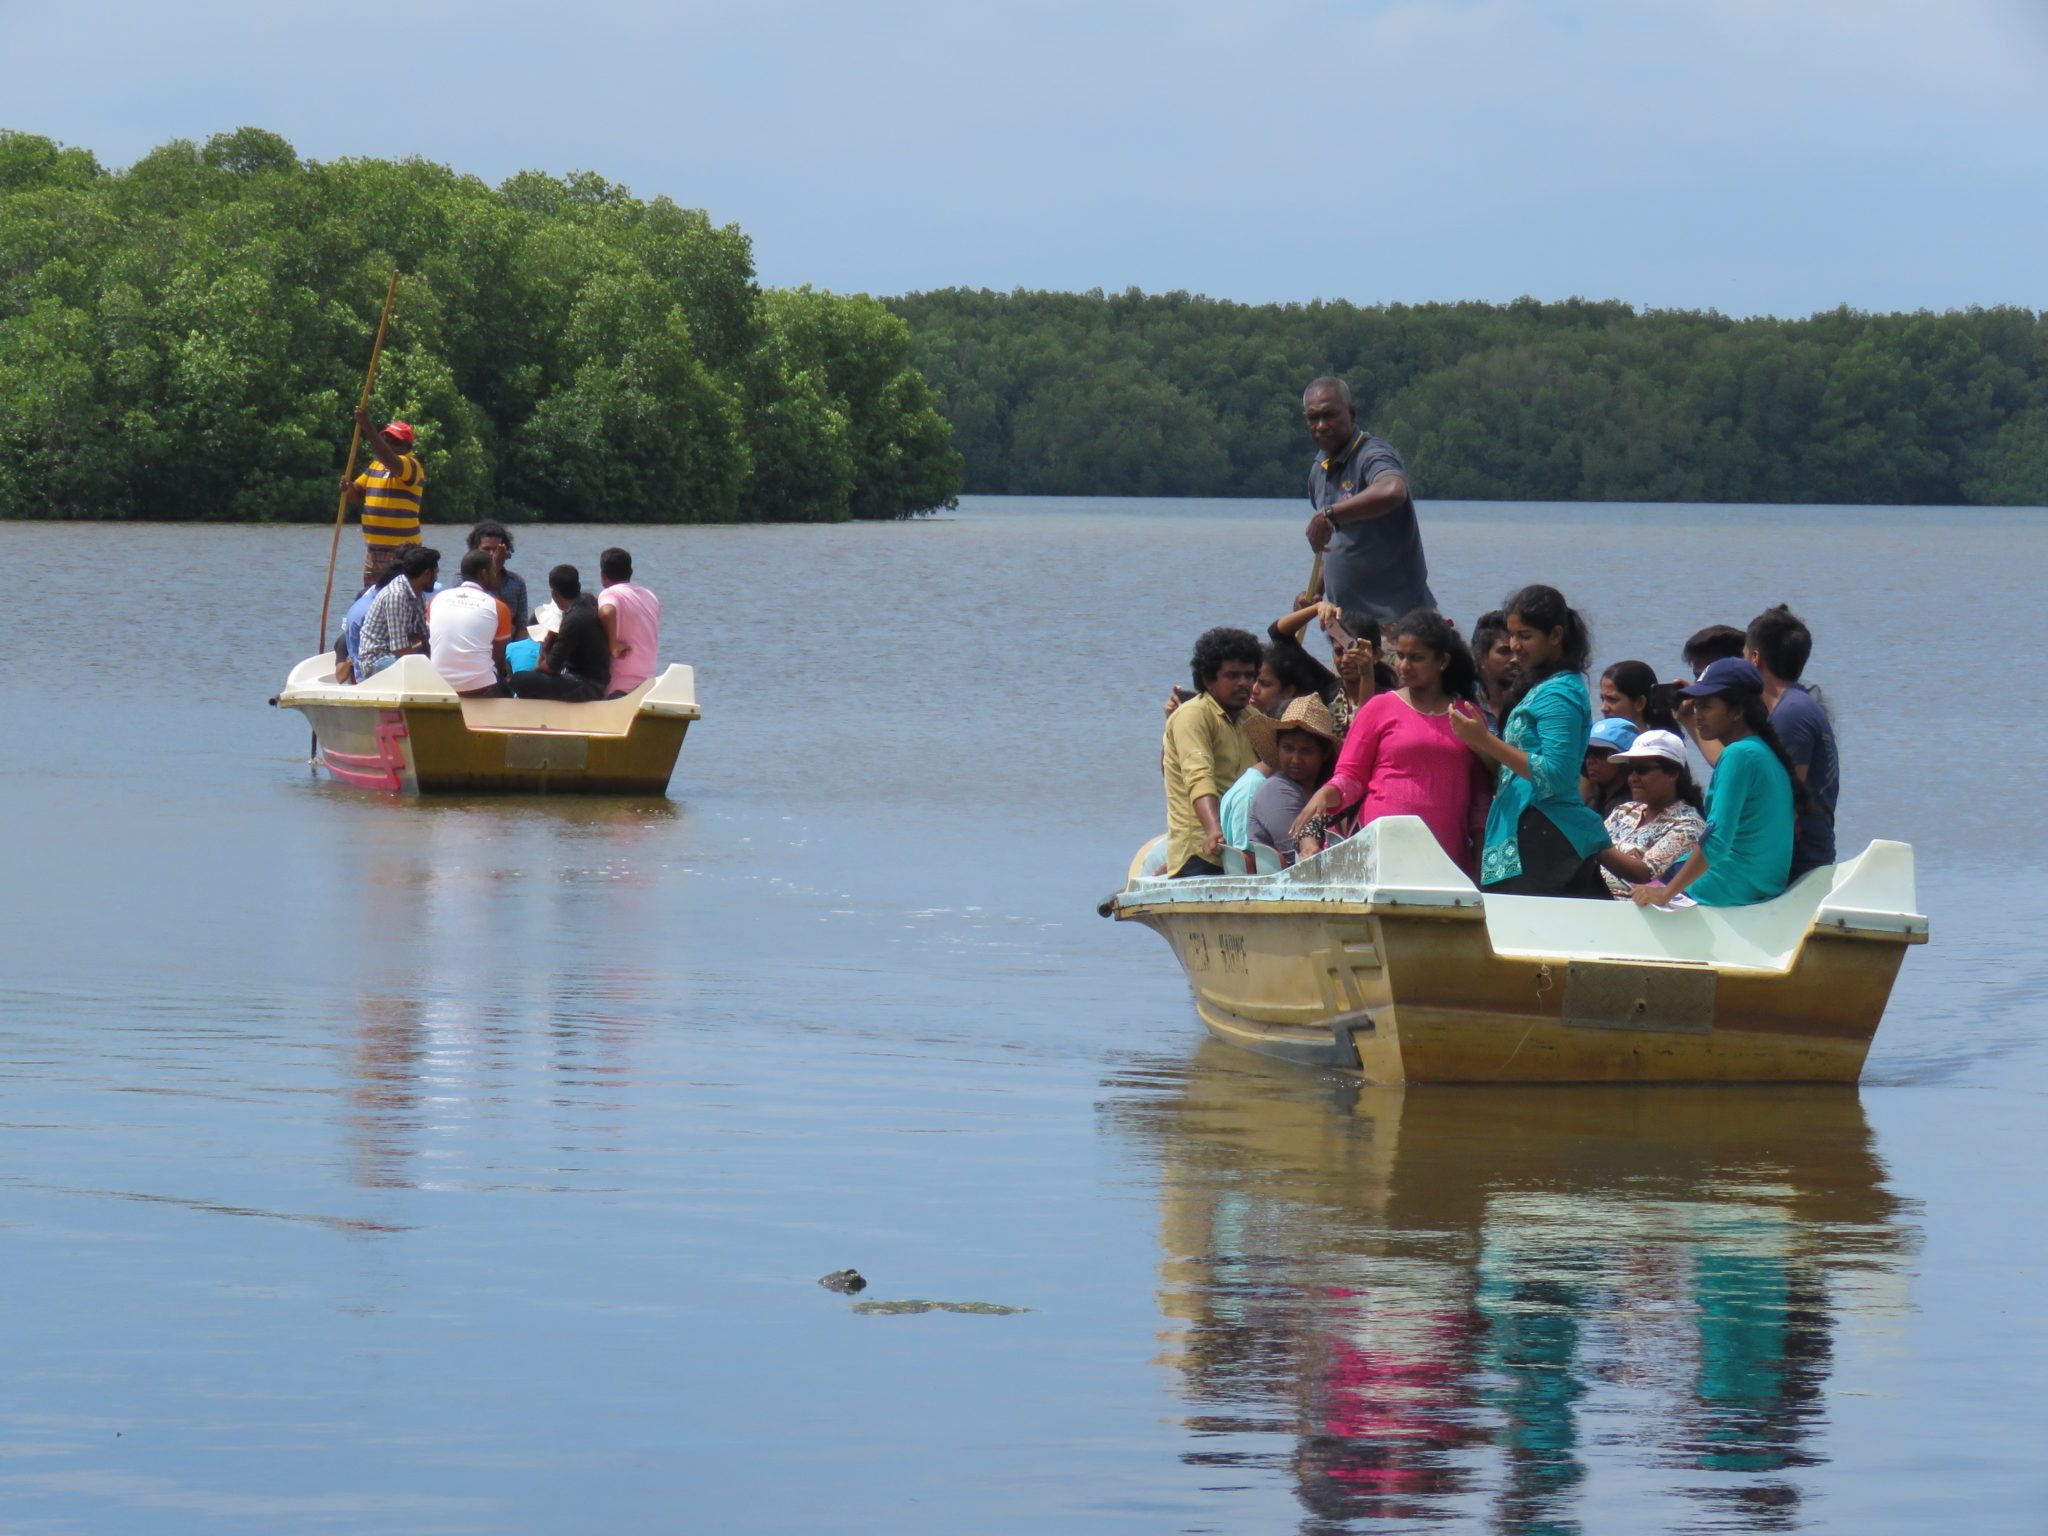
[{"xmin": 1109, "ymin": 821, "xmax": 1929, "ymax": 971}]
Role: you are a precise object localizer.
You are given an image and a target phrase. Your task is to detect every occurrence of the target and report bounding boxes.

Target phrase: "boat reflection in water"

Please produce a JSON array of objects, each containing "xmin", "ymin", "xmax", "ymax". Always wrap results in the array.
[{"xmin": 1108, "ymin": 1043, "xmax": 1919, "ymax": 1532}]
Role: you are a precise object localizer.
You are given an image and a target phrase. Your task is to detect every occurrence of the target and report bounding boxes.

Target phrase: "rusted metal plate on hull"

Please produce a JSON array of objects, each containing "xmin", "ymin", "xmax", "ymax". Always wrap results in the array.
[
  {"xmin": 503, "ymin": 732, "xmax": 589, "ymax": 772},
  {"xmin": 1563, "ymin": 960, "xmax": 1717, "ymax": 1034}
]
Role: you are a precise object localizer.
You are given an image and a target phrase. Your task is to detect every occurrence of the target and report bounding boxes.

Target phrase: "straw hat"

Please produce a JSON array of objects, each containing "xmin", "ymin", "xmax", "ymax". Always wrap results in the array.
[{"xmin": 1244, "ymin": 694, "xmax": 1339, "ymax": 764}]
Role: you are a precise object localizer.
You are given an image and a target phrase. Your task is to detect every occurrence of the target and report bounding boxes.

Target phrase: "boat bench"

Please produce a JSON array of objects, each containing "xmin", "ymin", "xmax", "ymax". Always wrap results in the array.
[{"xmin": 459, "ymin": 685, "xmax": 654, "ymax": 736}]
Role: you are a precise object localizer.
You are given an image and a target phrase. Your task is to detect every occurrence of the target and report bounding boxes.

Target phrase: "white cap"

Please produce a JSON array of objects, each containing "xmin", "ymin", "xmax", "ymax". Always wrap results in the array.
[{"xmin": 1609, "ymin": 728, "xmax": 1687, "ymax": 766}]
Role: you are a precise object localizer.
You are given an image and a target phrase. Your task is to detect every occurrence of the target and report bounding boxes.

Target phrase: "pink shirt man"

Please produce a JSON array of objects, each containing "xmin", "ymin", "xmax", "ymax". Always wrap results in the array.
[{"xmin": 597, "ymin": 572, "xmax": 662, "ymax": 696}]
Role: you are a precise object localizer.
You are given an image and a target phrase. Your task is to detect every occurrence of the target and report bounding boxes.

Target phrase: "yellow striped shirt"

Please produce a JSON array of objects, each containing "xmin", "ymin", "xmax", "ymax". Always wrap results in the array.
[{"xmin": 356, "ymin": 454, "xmax": 425, "ymax": 547}]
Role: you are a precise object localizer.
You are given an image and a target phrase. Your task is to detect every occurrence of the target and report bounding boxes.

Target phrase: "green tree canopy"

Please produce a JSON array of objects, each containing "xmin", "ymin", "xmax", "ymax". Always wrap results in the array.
[
  {"xmin": 0, "ymin": 128, "xmax": 962, "ymax": 523},
  {"xmin": 890, "ymin": 287, "xmax": 2048, "ymax": 506}
]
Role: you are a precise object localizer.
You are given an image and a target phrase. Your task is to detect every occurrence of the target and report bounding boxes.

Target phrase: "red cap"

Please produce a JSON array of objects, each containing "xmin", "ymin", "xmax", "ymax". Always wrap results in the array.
[{"xmin": 383, "ymin": 421, "xmax": 415, "ymax": 447}]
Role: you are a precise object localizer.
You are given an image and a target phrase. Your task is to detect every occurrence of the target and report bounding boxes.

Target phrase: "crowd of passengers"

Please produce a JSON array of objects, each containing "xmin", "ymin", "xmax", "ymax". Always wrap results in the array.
[
  {"xmin": 333, "ymin": 521, "xmax": 663, "ymax": 702},
  {"xmin": 1160, "ymin": 588, "xmax": 1841, "ymax": 909}
]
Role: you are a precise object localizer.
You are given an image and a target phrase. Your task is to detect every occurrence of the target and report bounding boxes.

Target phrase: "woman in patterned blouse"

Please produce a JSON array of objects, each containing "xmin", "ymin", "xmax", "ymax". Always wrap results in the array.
[{"xmin": 1595, "ymin": 729, "xmax": 1707, "ymax": 897}]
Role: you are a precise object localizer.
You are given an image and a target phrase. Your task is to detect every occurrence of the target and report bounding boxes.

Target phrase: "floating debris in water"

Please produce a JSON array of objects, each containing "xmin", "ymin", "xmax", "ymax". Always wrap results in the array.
[
  {"xmin": 851, "ymin": 1299, "xmax": 1030, "ymax": 1316},
  {"xmin": 818, "ymin": 1268, "xmax": 867, "ymax": 1294}
]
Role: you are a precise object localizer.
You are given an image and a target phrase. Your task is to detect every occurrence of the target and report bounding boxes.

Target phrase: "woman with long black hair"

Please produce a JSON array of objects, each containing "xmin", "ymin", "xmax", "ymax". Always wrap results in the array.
[
  {"xmin": 1599, "ymin": 658, "xmax": 1679, "ymax": 732},
  {"xmin": 1447, "ymin": 585, "xmax": 1612, "ymax": 897},
  {"xmin": 1632, "ymin": 658, "xmax": 1810, "ymax": 907}
]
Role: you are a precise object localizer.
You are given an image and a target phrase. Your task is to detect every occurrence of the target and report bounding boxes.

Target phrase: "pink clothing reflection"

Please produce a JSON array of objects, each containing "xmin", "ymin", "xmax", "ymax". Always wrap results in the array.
[
  {"xmin": 1326, "ymin": 692, "xmax": 1492, "ymax": 875},
  {"xmin": 598, "ymin": 580, "xmax": 662, "ymax": 695}
]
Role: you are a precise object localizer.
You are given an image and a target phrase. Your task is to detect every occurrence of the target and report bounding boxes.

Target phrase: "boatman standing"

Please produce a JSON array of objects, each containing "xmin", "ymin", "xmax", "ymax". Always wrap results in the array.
[
  {"xmin": 1300, "ymin": 377, "xmax": 1435, "ymax": 628},
  {"xmin": 340, "ymin": 405, "xmax": 426, "ymax": 589}
]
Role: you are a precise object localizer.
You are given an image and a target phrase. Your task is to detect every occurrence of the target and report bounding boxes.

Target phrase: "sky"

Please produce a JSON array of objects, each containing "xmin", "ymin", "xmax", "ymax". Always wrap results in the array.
[{"xmin": 3, "ymin": 0, "xmax": 2046, "ymax": 316}]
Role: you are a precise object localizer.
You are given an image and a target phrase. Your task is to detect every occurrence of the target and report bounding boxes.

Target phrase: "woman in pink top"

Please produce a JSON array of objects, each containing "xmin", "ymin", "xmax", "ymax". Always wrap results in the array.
[
  {"xmin": 1291, "ymin": 609, "xmax": 1493, "ymax": 874},
  {"xmin": 595, "ymin": 546, "xmax": 662, "ymax": 697}
]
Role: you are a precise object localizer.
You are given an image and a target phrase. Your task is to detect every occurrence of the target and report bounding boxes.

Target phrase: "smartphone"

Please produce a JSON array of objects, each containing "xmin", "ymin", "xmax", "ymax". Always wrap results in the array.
[{"xmin": 1647, "ymin": 681, "xmax": 1685, "ymax": 717}]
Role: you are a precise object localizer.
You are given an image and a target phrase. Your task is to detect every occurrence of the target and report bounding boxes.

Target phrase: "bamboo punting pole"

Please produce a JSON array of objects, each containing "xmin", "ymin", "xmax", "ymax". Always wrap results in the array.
[
  {"xmin": 309, "ymin": 270, "xmax": 399, "ymax": 768},
  {"xmin": 316, "ymin": 268, "xmax": 401, "ymax": 653}
]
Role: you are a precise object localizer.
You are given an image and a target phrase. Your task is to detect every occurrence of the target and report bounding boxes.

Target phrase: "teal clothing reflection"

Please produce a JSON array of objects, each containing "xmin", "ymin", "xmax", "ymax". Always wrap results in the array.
[
  {"xmin": 1477, "ymin": 1245, "xmax": 1589, "ymax": 1536},
  {"xmin": 1112, "ymin": 1046, "xmax": 1919, "ymax": 1535}
]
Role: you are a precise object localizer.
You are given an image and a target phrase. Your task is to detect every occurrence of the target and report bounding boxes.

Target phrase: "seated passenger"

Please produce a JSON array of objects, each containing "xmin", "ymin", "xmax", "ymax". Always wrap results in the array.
[
  {"xmin": 1217, "ymin": 763, "xmax": 1265, "ymax": 849},
  {"xmin": 1215, "ymin": 640, "xmax": 1335, "ymax": 842},
  {"xmin": 1581, "ymin": 717, "xmax": 1640, "ymax": 817},
  {"xmin": 1161, "ymin": 628, "xmax": 1262, "ymax": 878},
  {"xmin": 1633, "ymin": 659, "xmax": 1805, "ymax": 908},
  {"xmin": 503, "ymin": 633, "xmax": 543, "ymax": 675},
  {"xmin": 1471, "ymin": 610, "xmax": 1517, "ymax": 732},
  {"xmin": 355, "ymin": 547, "xmax": 439, "ymax": 680},
  {"xmin": 1243, "ymin": 697, "xmax": 1338, "ymax": 863},
  {"xmin": 1448, "ymin": 585, "xmax": 1612, "ymax": 898},
  {"xmin": 335, "ymin": 564, "xmax": 406, "ymax": 682},
  {"xmin": 1599, "ymin": 659, "xmax": 1679, "ymax": 731},
  {"xmin": 510, "ymin": 565, "xmax": 614, "ymax": 702},
  {"xmin": 597, "ymin": 546, "xmax": 662, "ymax": 697},
  {"xmin": 467, "ymin": 520, "xmax": 530, "ymax": 630},
  {"xmin": 1746, "ymin": 603, "xmax": 1839, "ymax": 881},
  {"xmin": 1267, "ymin": 600, "xmax": 1395, "ymax": 738},
  {"xmin": 429, "ymin": 550, "xmax": 514, "ymax": 699},
  {"xmin": 1595, "ymin": 730, "xmax": 1706, "ymax": 897},
  {"xmin": 1682, "ymin": 624, "xmax": 1748, "ymax": 679},
  {"xmin": 1290, "ymin": 609, "xmax": 1493, "ymax": 875}
]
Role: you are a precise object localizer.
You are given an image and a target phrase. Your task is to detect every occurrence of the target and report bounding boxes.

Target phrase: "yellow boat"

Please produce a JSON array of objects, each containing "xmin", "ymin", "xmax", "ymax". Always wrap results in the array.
[
  {"xmin": 1108, "ymin": 817, "xmax": 1926, "ymax": 1084},
  {"xmin": 274, "ymin": 653, "xmax": 701, "ymax": 795}
]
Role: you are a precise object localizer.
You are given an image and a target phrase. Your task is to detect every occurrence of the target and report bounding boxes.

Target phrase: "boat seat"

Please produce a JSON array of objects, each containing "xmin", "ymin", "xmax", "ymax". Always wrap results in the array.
[
  {"xmin": 1220, "ymin": 843, "xmax": 1286, "ymax": 876},
  {"xmin": 1480, "ymin": 843, "xmax": 1922, "ymax": 972},
  {"xmin": 458, "ymin": 682, "xmax": 654, "ymax": 737}
]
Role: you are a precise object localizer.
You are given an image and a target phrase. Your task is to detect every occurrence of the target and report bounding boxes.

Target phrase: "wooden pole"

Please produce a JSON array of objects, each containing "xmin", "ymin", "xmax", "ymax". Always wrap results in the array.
[
  {"xmin": 317, "ymin": 268, "xmax": 401, "ymax": 652},
  {"xmin": 310, "ymin": 269, "xmax": 400, "ymax": 768}
]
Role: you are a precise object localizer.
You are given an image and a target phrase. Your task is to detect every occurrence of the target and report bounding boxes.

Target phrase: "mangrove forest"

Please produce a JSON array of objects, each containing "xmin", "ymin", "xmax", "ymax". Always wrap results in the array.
[
  {"xmin": 888, "ymin": 289, "xmax": 2048, "ymax": 506},
  {"xmin": 0, "ymin": 127, "xmax": 963, "ymax": 524}
]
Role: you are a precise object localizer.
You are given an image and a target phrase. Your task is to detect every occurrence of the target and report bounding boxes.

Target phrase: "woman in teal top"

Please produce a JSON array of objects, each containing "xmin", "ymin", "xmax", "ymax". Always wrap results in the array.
[
  {"xmin": 1449, "ymin": 585, "xmax": 1612, "ymax": 898},
  {"xmin": 1634, "ymin": 658, "xmax": 1803, "ymax": 908}
]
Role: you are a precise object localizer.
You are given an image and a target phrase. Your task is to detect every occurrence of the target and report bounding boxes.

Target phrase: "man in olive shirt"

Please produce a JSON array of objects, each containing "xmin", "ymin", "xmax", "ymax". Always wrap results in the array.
[
  {"xmin": 1301, "ymin": 376, "xmax": 1435, "ymax": 626},
  {"xmin": 1161, "ymin": 628, "xmax": 1262, "ymax": 877}
]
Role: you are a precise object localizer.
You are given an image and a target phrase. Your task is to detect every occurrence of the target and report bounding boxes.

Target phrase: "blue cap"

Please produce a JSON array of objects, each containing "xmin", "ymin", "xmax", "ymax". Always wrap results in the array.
[
  {"xmin": 1681, "ymin": 657, "xmax": 1764, "ymax": 698},
  {"xmin": 1588, "ymin": 717, "xmax": 1640, "ymax": 753}
]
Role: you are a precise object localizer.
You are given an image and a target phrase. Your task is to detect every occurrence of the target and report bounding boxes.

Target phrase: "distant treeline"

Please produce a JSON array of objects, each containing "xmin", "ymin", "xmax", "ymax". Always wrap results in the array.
[
  {"xmin": 888, "ymin": 288, "xmax": 2048, "ymax": 505},
  {"xmin": 0, "ymin": 128, "xmax": 962, "ymax": 523}
]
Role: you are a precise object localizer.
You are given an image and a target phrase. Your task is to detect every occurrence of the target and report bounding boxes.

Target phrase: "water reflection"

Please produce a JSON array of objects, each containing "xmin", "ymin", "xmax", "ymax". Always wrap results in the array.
[
  {"xmin": 333, "ymin": 796, "xmax": 685, "ymax": 1191},
  {"xmin": 1109, "ymin": 1043, "xmax": 1918, "ymax": 1534}
]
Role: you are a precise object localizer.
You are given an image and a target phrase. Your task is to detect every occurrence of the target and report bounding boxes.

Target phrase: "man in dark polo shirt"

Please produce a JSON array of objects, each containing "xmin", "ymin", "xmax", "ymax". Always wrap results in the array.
[
  {"xmin": 1301, "ymin": 377, "xmax": 1435, "ymax": 627},
  {"xmin": 509, "ymin": 564, "xmax": 613, "ymax": 703}
]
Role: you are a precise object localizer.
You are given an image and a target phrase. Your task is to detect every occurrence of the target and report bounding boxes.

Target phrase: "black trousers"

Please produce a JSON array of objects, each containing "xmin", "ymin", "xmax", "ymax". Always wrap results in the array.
[
  {"xmin": 1482, "ymin": 807, "xmax": 1610, "ymax": 899},
  {"xmin": 1171, "ymin": 855, "xmax": 1224, "ymax": 879},
  {"xmin": 509, "ymin": 669, "xmax": 603, "ymax": 703}
]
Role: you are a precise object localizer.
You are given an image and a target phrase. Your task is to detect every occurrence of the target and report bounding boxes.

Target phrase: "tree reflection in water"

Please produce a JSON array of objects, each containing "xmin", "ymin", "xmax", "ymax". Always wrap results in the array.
[{"xmin": 1106, "ymin": 1043, "xmax": 1918, "ymax": 1535}]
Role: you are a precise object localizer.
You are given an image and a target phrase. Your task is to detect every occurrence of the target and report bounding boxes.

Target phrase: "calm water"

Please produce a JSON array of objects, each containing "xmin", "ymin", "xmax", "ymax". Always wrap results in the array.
[{"xmin": 1, "ymin": 499, "xmax": 2043, "ymax": 1534}]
